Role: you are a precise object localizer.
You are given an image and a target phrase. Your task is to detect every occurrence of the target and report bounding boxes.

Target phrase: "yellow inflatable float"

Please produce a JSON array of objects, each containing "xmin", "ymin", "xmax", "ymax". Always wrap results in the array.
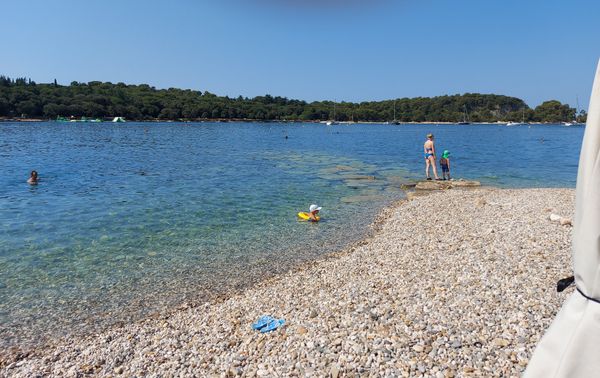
[{"xmin": 297, "ymin": 212, "xmax": 320, "ymax": 221}]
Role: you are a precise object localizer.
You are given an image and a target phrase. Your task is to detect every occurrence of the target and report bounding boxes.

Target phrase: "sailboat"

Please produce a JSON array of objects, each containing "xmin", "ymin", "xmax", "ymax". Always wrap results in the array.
[
  {"xmin": 565, "ymin": 96, "xmax": 580, "ymax": 126},
  {"xmin": 457, "ymin": 105, "xmax": 470, "ymax": 125},
  {"xmin": 391, "ymin": 101, "xmax": 400, "ymax": 125},
  {"xmin": 325, "ymin": 102, "xmax": 338, "ymax": 126}
]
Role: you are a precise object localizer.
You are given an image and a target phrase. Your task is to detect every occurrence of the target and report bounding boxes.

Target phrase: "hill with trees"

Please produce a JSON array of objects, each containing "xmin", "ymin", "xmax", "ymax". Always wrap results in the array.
[{"xmin": 0, "ymin": 76, "xmax": 585, "ymax": 123}]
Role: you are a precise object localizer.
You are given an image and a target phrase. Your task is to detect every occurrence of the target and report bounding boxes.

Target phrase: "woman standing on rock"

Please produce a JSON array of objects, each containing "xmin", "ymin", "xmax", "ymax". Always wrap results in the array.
[{"xmin": 423, "ymin": 133, "xmax": 440, "ymax": 180}]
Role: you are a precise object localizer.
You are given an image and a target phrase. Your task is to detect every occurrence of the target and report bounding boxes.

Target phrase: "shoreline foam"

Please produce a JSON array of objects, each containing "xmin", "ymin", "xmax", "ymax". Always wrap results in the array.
[{"xmin": 2, "ymin": 188, "xmax": 574, "ymax": 376}]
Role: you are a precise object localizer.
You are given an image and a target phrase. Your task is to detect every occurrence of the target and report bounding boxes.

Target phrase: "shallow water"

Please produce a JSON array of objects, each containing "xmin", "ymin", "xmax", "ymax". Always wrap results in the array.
[{"xmin": 0, "ymin": 121, "xmax": 583, "ymax": 348}]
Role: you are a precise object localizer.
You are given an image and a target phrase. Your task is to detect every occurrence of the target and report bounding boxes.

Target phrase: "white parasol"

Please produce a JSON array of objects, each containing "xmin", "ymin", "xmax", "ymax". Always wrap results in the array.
[{"xmin": 525, "ymin": 60, "xmax": 600, "ymax": 376}]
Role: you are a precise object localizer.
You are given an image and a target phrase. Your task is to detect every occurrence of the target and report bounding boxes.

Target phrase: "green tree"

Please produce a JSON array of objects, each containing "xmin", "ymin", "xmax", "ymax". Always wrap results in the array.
[
  {"xmin": 533, "ymin": 101, "xmax": 574, "ymax": 123},
  {"xmin": 0, "ymin": 74, "xmax": 579, "ymax": 123}
]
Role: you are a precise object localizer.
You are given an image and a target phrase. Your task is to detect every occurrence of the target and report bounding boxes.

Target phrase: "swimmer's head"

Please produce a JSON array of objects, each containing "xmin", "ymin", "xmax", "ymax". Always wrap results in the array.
[
  {"xmin": 30, "ymin": 170, "xmax": 38, "ymax": 178},
  {"xmin": 426, "ymin": 133, "xmax": 433, "ymax": 139}
]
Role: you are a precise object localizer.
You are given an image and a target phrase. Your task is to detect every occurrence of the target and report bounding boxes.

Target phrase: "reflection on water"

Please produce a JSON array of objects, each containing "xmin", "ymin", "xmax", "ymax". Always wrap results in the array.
[{"xmin": 0, "ymin": 121, "xmax": 582, "ymax": 348}]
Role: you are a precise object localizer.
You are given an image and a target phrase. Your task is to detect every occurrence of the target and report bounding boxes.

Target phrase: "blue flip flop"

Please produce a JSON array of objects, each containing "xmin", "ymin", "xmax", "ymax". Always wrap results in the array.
[
  {"xmin": 252, "ymin": 315, "xmax": 274, "ymax": 331},
  {"xmin": 260, "ymin": 318, "xmax": 285, "ymax": 333}
]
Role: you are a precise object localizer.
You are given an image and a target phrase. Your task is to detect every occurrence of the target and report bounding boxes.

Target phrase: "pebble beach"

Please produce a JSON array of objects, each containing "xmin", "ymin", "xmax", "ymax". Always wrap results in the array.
[{"xmin": 1, "ymin": 187, "xmax": 575, "ymax": 377}]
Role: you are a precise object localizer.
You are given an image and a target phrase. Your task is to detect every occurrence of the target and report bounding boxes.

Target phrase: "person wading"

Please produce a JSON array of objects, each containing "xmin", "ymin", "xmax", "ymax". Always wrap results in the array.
[
  {"xmin": 423, "ymin": 133, "xmax": 440, "ymax": 180},
  {"xmin": 27, "ymin": 170, "xmax": 39, "ymax": 185}
]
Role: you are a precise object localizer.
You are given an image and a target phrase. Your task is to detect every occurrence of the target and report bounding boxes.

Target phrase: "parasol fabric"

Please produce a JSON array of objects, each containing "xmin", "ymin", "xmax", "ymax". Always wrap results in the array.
[{"xmin": 525, "ymin": 60, "xmax": 600, "ymax": 376}]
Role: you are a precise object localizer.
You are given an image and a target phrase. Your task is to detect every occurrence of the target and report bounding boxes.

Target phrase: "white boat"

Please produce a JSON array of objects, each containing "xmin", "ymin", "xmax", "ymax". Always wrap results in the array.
[
  {"xmin": 506, "ymin": 108, "xmax": 527, "ymax": 126},
  {"xmin": 563, "ymin": 97, "xmax": 581, "ymax": 126}
]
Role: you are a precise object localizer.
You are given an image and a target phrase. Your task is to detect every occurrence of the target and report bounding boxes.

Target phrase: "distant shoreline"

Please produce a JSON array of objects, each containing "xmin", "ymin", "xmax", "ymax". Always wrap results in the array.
[{"xmin": 0, "ymin": 117, "xmax": 580, "ymax": 126}]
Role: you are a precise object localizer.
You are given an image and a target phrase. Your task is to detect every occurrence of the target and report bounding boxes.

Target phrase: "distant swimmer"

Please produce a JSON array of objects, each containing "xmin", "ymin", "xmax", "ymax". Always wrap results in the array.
[
  {"xmin": 27, "ymin": 170, "xmax": 39, "ymax": 185},
  {"xmin": 298, "ymin": 204, "xmax": 322, "ymax": 222}
]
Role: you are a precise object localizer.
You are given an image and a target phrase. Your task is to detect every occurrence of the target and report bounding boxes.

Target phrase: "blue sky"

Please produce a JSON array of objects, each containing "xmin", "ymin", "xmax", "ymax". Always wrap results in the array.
[{"xmin": 2, "ymin": 0, "xmax": 599, "ymax": 108}]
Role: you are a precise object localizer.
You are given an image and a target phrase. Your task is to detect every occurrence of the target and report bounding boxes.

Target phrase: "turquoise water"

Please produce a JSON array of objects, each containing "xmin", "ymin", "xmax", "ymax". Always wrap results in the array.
[{"xmin": 0, "ymin": 121, "xmax": 583, "ymax": 348}]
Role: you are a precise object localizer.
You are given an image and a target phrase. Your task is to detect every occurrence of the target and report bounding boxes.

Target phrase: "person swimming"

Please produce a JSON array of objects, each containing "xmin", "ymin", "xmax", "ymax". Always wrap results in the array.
[{"xmin": 27, "ymin": 170, "xmax": 39, "ymax": 185}]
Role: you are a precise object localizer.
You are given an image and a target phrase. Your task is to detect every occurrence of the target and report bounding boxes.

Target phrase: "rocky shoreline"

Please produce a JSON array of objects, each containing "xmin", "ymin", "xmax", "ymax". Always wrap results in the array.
[{"xmin": 1, "ymin": 188, "xmax": 575, "ymax": 377}]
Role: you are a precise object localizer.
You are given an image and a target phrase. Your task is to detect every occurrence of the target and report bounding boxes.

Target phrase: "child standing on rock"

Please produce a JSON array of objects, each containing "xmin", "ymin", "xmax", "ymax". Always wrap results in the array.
[{"xmin": 439, "ymin": 150, "xmax": 451, "ymax": 180}]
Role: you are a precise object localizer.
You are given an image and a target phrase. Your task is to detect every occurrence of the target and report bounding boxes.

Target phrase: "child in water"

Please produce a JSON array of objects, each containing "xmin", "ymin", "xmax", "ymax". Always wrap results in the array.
[
  {"xmin": 439, "ymin": 150, "xmax": 451, "ymax": 180},
  {"xmin": 308, "ymin": 204, "xmax": 321, "ymax": 222}
]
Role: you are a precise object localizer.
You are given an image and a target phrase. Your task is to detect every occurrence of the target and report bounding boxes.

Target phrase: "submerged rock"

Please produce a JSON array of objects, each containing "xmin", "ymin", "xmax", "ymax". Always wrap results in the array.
[
  {"xmin": 400, "ymin": 182, "xmax": 418, "ymax": 189},
  {"xmin": 339, "ymin": 174, "xmax": 376, "ymax": 181},
  {"xmin": 344, "ymin": 180, "xmax": 385, "ymax": 189},
  {"xmin": 340, "ymin": 195, "xmax": 385, "ymax": 203}
]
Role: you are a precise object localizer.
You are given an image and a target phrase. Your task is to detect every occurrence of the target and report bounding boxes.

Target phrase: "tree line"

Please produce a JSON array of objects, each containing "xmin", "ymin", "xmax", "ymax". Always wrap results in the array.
[{"xmin": 0, "ymin": 75, "xmax": 586, "ymax": 123}]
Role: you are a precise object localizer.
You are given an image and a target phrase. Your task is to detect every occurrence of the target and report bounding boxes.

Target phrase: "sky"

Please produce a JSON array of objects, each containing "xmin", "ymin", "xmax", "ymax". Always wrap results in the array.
[{"xmin": 1, "ymin": 0, "xmax": 599, "ymax": 108}]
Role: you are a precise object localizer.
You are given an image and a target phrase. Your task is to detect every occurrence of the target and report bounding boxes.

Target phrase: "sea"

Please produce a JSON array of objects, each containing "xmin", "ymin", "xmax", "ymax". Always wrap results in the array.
[{"xmin": 0, "ymin": 121, "xmax": 584, "ymax": 349}]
